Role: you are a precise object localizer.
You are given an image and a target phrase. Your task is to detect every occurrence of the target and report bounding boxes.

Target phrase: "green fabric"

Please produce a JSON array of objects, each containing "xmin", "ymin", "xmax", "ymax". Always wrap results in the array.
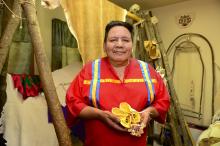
[
  {"xmin": 0, "ymin": 9, "xmax": 33, "ymax": 74},
  {"xmin": 7, "ymin": 42, "xmax": 33, "ymax": 74},
  {"xmin": 52, "ymin": 18, "xmax": 78, "ymax": 71},
  {"xmin": 12, "ymin": 17, "xmax": 31, "ymax": 42}
]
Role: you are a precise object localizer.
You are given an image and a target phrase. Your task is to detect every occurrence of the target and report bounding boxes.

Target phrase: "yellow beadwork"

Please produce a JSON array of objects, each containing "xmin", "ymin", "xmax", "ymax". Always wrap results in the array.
[{"xmin": 112, "ymin": 102, "xmax": 141, "ymax": 129}]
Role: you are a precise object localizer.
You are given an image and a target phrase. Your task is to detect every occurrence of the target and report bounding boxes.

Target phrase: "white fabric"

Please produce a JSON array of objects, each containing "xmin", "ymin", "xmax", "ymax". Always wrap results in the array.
[
  {"xmin": 196, "ymin": 110, "xmax": 220, "ymax": 146},
  {"xmin": 41, "ymin": 0, "xmax": 60, "ymax": 9},
  {"xmin": 3, "ymin": 62, "xmax": 82, "ymax": 146},
  {"xmin": 196, "ymin": 122, "xmax": 220, "ymax": 146},
  {"xmin": 52, "ymin": 61, "xmax": 82, "ymax": 105}
]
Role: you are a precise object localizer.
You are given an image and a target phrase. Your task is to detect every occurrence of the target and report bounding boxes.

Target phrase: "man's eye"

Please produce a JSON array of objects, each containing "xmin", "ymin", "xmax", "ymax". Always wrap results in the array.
[
  {"xmin": 110, "ymin": 39, "xmax": 117, "ymax": 42},
  {"xmin": 123, "ymin": 39, "xmax": 130, "ymax": 42}
]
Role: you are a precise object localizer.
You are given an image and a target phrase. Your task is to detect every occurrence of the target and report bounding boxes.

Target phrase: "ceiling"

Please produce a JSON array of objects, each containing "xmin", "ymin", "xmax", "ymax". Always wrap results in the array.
[{"xmin": 108, "ymin": 0, "xmax": 189, "ymax": 10}]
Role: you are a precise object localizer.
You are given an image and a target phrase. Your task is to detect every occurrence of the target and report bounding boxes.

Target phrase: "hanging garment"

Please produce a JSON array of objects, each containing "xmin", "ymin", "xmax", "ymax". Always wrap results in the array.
[{"xmin": 11, "ymin": 74, "xmax": 42, "ymax": 100}]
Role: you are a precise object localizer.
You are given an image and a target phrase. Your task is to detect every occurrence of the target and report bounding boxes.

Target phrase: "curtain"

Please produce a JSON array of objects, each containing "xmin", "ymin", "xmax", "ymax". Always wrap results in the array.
[
  {"xmin": 60, "ymin": 0, "xmax": 126, "ymax": 64},
  {"xmin": 52, "ymin": 18, "xmax": 78, "ymax": 71}
]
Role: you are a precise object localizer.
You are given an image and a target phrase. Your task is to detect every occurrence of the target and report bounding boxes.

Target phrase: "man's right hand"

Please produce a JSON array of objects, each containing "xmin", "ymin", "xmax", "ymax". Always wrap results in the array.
[
  {"xmin": 98, "ymin": 110, "xmax": 127, "ymax": 132},
  {"xmin": 79, "ymin": 106, "xmax": 127, "ymax": 132}
]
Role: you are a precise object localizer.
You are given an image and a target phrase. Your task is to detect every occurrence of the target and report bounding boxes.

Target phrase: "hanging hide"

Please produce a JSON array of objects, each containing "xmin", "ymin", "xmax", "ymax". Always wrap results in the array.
[{"xmin": 144, "ymin": 40, "xmax": 161, "ymax": 60}]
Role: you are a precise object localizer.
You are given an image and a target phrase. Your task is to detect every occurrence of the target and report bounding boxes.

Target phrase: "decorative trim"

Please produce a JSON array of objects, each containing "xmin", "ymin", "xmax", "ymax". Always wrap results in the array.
[{"xmin": 175, "ymin": 12, "xmax": 195, "ymax": 28}]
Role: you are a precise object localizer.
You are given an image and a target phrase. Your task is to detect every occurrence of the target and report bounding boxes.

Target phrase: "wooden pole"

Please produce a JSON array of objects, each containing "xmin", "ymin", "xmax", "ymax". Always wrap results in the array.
[
  {"xmin": 152, "ymin": 22, "xmax": 195, "ymax": 146},
  {"xmin": 127, "ymin": 11, "xmax": 143, "ymax": 22},
  {"xmin": 0, "ymin": 0, "xmax": 20, "ymax": 73},
  {"xmin": 20, "ymin": 1, "xmax": 73, "ymax": 146},
  {"xmin": 0, "ymin": 0, "xmax": 20, "ymax": 118}
]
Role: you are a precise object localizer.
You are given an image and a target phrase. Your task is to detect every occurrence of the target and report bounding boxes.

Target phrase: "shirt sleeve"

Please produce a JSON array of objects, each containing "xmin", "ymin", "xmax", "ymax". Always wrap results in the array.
[
  {"xmin": 150, "ymin": 66, "xmax": 170, "ymax": 124},
  {"xmin": 66, "ymin": 67, "xmax": 89, "ymax": 127}
]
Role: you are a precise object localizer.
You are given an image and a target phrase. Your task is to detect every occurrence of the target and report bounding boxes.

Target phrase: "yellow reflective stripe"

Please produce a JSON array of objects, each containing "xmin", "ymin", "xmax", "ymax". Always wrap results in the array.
[
  {"xmin": 140, "ymin": 62, "xmax": 154, "ymax": 103},
  {"xmin": 84, "ymin": 78, "xmax": 157, "ymax": 84},
  {"xmin": 125, "ymin": 79, "xmax": 157, "ymax": 83},
  {"xmin": 125, "ymin": 79, "xmax": 143, "ymax": 83},
  {"xmin": 91, "ymin": 59, "xmax": 99, "ymax": 108},
  {"xmin": 84, "ymin": 80, "xmax": 91, "ymax": 84},
  {"xmin": 85, "ymin": 79, "xmax": 121, "ymax": 84},
  {"xmin": 102, "ymin": 79, "xmax": 121, "ymax": 83}
]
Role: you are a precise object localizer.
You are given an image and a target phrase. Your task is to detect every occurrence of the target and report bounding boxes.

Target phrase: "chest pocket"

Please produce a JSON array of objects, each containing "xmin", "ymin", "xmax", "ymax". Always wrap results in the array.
[{"xmin": 89, "ymin": 59, "xmax": 155, "ymax": 108}]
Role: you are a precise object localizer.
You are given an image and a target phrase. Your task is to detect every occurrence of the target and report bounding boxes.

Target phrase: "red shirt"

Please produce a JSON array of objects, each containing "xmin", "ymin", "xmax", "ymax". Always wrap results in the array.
[{"xmin": 66, "ymin": 57, "xmax": 170, "ymax": 146}]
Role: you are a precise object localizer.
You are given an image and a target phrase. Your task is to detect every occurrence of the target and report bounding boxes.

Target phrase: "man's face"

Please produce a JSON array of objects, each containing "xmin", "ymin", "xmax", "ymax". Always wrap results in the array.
[{"xmin": 104, "ymin": 26, "xmax": 132, "ymax": 66}]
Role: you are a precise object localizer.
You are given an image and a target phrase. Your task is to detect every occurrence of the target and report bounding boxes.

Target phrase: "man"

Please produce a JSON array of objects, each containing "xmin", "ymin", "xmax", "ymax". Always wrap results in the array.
[{"xmin": 66, "ymin": 20, "xmax": 170, "ymax": 146}]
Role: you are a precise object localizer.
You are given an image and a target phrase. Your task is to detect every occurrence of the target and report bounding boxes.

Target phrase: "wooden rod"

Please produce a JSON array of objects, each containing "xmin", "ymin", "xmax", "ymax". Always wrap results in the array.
[
  {"xmin": 20, "ymin": 0, "xmax": 73, "ymax": 146},
  {"xmin": 126, "ymin": 11, "xmax": 143, "ymax": 22},
  {"xmin": 0, "ymin": 0, "xmax": 20, "ymax": 73}
]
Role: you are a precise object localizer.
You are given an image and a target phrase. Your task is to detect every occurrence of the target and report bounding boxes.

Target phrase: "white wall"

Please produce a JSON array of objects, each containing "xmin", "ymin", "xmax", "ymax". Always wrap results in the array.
[
  {"xmin": 35, "ymin": 1, "xmax": 66, "ymax": 69},
  {"xmin": 151, "ymin": 0, "xmax": 220, "ymax": 126}
]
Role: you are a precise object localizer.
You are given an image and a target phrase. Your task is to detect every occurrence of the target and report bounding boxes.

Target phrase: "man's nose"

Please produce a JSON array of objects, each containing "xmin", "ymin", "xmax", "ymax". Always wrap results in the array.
[{"xmin": 115, "ymin": 39, "xmax": 123, "ymax": 46}]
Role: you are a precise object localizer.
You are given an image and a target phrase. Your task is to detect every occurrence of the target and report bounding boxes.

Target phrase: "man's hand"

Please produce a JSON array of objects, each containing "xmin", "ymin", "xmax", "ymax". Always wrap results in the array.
[
  {"xmin": 140, "ymin": 106, "xmax": 159, "ymax": 128},
  {"xmin": 79, "ymin": 106, "xmax": 127, "ymax": 132},
  {"xmin": 99, "ymin": 111, "xmax": 127, "ymax": 132}
]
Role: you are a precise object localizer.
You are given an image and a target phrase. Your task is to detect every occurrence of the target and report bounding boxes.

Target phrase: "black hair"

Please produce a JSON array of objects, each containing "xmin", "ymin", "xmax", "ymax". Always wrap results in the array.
[{"xmin": 104, "ymin": 20, "xmax": 133, "ymax": 42}]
